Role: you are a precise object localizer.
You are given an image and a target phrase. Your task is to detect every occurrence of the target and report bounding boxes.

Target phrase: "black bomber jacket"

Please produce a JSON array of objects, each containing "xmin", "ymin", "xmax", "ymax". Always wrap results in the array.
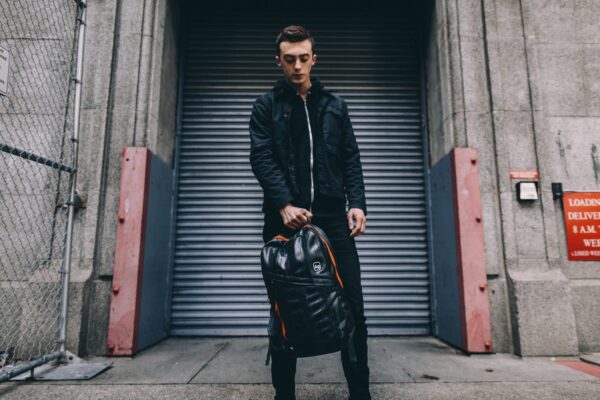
[{"xmin": 249, "ymin": 76, "xmax": 367, "ymax": 216}]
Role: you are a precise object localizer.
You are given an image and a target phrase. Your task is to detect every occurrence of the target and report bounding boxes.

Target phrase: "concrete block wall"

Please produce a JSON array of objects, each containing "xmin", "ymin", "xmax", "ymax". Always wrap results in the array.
[{"xmin": 426, "ymin": 0, "xmax": 600, "ymax": 355}]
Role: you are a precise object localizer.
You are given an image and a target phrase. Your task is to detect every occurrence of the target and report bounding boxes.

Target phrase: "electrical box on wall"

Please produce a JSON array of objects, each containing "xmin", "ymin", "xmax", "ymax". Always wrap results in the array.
[
  {"xmin": 516, "ymin": 181, "xmax": 539, "ymax": 201},
  {"xmin": 510, "ymin": 170, "xmax": 540, "ymax": 202}
]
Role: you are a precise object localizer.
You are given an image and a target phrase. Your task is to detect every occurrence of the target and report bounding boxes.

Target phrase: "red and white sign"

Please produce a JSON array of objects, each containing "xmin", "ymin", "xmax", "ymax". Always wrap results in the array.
[
  {"xmin": 0, "ymin": 45, "xmax": 9, "ymax": 96},
  {"xmin": 562, "ymin": 192, "xmax": 600, "ymax": 261},
  {"xmin": 509, "ymin": 170, "xmax": 539, "ymax": 180}
]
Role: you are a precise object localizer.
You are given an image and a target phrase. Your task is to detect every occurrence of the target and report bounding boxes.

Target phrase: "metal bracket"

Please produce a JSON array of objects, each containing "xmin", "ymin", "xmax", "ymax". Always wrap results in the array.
[
  {"xmin": 0, "ymin": 347, "xmax": 15, "ymax": 368},
  {"xmin": 57, "ymin": 190, "xmax": 86, "ymax": 211},
  {"xmin": 9, "ymin": 351, "xmax": 112, "ymax": 381}
]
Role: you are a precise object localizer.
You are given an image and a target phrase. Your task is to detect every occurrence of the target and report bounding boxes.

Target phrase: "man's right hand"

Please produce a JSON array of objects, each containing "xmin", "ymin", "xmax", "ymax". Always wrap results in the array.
[{"xmin": 279, "ymin": 203, "xmax": 313, "ymax": 230}]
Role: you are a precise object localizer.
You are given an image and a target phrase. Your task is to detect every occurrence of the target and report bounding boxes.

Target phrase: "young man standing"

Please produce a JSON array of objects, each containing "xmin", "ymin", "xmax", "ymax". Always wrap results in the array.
[{"xmin": 249, "ymin": 25, "xmax": 371, "ymax": 400}]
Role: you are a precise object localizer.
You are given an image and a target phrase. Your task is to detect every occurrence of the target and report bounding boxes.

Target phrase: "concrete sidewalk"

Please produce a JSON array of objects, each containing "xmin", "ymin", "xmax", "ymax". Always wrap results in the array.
[{"xmin": 1, "ymin": 337, "xmax": 599, "ymax": 399}]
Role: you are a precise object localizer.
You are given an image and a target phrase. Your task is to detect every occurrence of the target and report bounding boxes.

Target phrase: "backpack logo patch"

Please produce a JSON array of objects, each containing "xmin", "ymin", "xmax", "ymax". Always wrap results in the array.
[{"xmin": 312, "ymin": 261, "xmax": 322, "ymax": 272}]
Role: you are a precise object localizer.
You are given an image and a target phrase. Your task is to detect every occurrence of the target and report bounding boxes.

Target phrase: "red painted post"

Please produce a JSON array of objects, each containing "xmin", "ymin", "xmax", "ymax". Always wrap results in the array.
[
  {"xmin": 106, "ymin": 147, "xmax": 151, "ymax": 355},
  {"xmin": 451, "ymin": 148, "xmax": 494, "ymax": 353}
]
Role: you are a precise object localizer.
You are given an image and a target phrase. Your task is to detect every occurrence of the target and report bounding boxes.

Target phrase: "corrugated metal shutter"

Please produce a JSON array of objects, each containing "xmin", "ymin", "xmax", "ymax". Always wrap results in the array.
[{"xmin": 171, "ymin": 4, "xmax": 430, "ymax": 335}]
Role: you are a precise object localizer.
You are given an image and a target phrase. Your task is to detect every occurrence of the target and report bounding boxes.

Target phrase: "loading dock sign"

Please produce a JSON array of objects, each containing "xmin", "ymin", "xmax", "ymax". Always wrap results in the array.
[
  {"xmin": 562, "ymin": 192, "xmax": 600, "ymax": 261},
  {"xmin": 0, "ymin": 45, "xmax": 9, "ymax": 96}
]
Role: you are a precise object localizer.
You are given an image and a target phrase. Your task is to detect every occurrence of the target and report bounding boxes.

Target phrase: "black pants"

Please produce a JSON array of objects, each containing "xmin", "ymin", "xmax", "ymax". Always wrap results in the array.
[{"xmin": 262, "ymin": 211, "xmax": 372, "ymax": 400}]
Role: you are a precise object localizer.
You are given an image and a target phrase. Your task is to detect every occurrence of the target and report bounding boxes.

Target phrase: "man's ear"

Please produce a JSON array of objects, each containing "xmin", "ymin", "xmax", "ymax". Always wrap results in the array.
[
  {"xmin": 274, "ymin": 55, "xmax": 281, "ymax": 67},
  {"xmin": 312, "ymin": 54, "xmax": 317, "ymax": 65}
]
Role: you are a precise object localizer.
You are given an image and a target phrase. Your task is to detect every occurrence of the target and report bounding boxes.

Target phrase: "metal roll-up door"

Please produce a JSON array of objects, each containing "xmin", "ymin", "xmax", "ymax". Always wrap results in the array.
[{"xmin": 171, "ymin": 3, "xmax": 430, "ymax": 335}]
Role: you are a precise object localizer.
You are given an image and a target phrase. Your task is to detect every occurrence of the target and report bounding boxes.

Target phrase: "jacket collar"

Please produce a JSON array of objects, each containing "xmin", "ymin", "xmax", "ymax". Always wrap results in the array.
[{"xmin": 273, "ymin": 75, "xmax": 325, "ymax": 99}]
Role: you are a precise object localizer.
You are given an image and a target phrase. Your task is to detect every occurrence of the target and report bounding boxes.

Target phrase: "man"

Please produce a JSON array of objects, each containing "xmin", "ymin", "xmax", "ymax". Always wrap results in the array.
[{"xmin": 249, "ymin": 25, "xmax": 371, "ymax": 400}]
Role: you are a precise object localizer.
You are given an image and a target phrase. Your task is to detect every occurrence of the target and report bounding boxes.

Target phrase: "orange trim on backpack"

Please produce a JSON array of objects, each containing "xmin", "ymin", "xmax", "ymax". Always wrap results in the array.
[
  {"xmin": 273, "ymin": 235, "xmax": 289, "ymax": 241},
  {"xmin": 274, "ymin": 301, "xmax": 287, "ymax": 341},
  {"xmin": 304, "ymin": 224, "xmax": 345, "ymax": 289}
]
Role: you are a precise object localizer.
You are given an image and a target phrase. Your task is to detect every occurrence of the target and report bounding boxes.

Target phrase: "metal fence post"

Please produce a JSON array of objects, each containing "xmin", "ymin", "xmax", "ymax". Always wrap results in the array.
[{"xmin": 56, "ymin": 0, "xmax": 86, "ymax": 356}]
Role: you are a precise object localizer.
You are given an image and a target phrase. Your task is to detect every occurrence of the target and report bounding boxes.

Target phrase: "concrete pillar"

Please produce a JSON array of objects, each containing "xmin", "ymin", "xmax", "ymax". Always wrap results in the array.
[
  {"xmin": 70, "ymin": 0, "xmax": 180, "ymax": 355},
  {"xmin": 482, "ymin": 0, "xmax": 580, "ymax": 356},
  {"xmin": 426, "ymin": 0, "xmax": 514, "ymax": 354}
]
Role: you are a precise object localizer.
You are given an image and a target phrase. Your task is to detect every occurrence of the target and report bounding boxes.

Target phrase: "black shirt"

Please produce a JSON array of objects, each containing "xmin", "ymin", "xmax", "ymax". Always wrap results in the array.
[{"xmin": 286, "ymin": 81, "xmax": 346, "ymax": 217}]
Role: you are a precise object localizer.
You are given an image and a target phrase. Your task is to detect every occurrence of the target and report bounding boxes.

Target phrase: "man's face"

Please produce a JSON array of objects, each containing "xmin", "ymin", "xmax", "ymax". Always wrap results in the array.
[{"xmin": 275, "ymin": 39, "xmax": 317, "ymax": 87}]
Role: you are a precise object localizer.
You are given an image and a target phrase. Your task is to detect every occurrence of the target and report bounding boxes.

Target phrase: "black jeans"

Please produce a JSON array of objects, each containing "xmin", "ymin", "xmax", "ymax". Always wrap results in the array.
[{"xmin": 262, "ymin": 211, "xmax": 372, "ymax": 400}]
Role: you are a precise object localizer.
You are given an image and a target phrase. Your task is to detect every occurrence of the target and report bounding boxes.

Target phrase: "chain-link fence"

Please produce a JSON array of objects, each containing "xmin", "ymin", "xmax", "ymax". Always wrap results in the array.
[{"xmin": 0, "ymin": 0, "xmax": 84, "ymax": 380}]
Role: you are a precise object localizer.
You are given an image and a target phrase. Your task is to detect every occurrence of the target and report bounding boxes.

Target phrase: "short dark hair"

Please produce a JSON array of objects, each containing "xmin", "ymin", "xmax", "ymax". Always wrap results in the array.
[{"xmin": 275, "ymin": 25, "xmax": 315, "ymax": 56}]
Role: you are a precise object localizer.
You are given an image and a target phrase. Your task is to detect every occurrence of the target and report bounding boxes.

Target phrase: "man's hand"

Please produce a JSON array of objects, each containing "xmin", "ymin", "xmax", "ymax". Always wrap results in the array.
[
  {"xmin": 279, "ymin": 203, "xmax": 313, "ymax": 230},
  {"xmin": 347, "ymin": 208, "xmax": 366, "ymax": 238}
]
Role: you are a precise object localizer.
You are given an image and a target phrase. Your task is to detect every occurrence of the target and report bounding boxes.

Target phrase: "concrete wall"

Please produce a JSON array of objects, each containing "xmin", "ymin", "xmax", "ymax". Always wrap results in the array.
[
  {"xmin": 426, "ymin": 0, "xmax": 600, "ymax": 355},
  {"xmin": 69, "ymin": 0, "xmax": 181, "ymax": 356}
]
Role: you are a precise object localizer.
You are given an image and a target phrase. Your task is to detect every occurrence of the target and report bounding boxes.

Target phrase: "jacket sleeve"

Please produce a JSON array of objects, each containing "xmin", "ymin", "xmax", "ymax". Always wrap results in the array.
[
  {"xmin": 249, "ymin": 96, "xmax": 294, "ymax": 210},
  {"xmin": 340, "ymin": 99, "xmax": 368, "ymax": 216}
]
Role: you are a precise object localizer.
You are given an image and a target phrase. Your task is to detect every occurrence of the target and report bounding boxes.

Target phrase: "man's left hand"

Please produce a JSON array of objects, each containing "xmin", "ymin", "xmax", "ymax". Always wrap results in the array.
[{"xmin": 347, "ymin": 208, "xmax": 366, "ymax": 238}]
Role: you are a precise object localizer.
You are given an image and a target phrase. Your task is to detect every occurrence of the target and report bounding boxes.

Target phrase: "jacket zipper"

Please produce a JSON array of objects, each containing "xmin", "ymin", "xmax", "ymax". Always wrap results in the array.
[{"xmin": 301, "ymin": 94, "xmax": 314, "ymax": 212}]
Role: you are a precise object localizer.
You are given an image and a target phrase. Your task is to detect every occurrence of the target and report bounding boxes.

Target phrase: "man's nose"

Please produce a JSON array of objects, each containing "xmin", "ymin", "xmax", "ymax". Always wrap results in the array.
[{"xmin": 294, "ymin": 59, "xmax": 302, "ymax": 69}]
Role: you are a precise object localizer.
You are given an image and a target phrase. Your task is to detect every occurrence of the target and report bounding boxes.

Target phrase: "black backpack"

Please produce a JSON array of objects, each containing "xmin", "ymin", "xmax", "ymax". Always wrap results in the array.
[{"xmin": 261, "ymin": 223, "xmax": 357, "ymax": 365}]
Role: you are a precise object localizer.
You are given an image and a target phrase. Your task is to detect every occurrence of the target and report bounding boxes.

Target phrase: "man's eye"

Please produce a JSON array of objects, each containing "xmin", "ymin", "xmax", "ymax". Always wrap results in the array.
[{"xmin": 284, "ymin": 57, "xmax": 295, "ymax": 63}]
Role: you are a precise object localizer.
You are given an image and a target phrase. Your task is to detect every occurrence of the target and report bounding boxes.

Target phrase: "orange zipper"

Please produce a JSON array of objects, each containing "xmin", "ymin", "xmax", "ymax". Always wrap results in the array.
[
  {"xmin": 273, "ymin": 226, "xmax": 345, "ymax": 289},
  {"xmin": 274, "ymin": 301, "xmax": 287, "ymax": 341}
]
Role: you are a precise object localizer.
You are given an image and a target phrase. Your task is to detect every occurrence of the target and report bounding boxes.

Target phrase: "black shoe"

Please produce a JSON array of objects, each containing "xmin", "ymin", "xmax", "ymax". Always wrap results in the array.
[
  {"xmin": 348, "ymin": 395, "xmax": 372, "ymax": 400},
  {"xmin": 274, "ymin": 395, "xmax": 295, "ymax": 400}
]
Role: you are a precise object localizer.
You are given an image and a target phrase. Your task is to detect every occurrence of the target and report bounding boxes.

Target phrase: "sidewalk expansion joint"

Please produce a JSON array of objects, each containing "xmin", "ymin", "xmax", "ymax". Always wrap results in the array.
[{"xmin": 186, "ymin": 341, "xmax": 230, "ymax": 384}]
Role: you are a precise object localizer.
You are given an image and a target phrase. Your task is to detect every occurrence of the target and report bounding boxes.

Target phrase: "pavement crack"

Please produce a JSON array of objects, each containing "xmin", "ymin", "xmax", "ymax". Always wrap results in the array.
[{"xmin": 186, "ymin": 341, "xmax": 230, "ymax": 384}]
